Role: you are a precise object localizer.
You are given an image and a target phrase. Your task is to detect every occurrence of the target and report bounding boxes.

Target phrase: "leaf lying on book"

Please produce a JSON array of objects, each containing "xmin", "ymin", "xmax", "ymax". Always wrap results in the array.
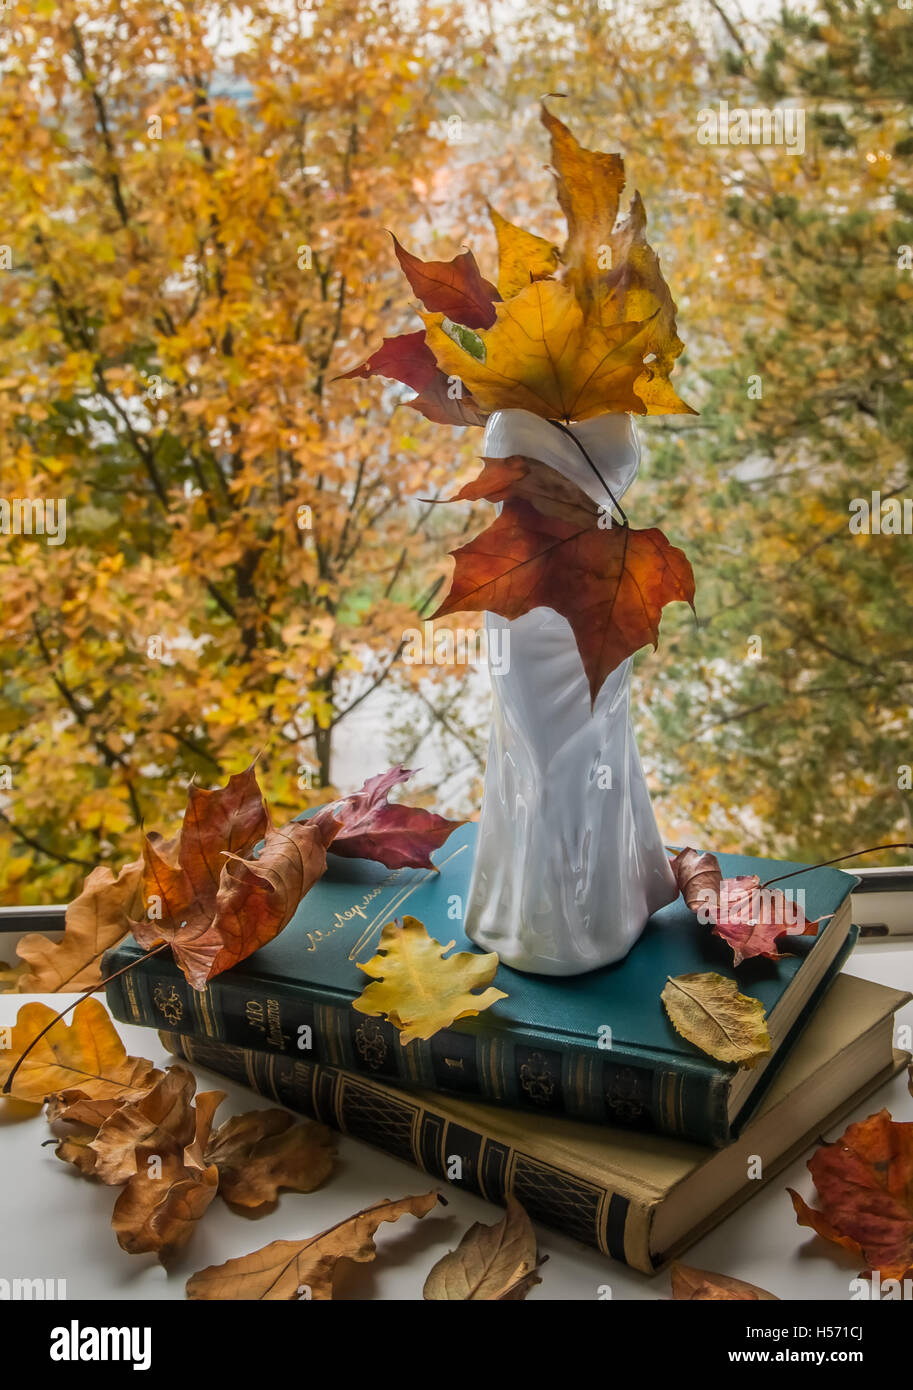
[
  {"xmin": 14, "ymin": 855, "xmax": 145, "ymax": 992},
  {"xmin": 661, "ymin": 972, "xmax": 771, "ymax": 1068},
  {"xmin": 708, "ymin": 876, "xmax": 821, "ymax": 966},
  {"xmin": 186, "ymin": 1191, "xmax": 443, "ymax": 1300},
  {"xmin": 432, "ymin": 455, "xmax": 695, "ymax": 704},
  {"xmin": 317, "ymin": 765, "xmax": 465, "ymax": 871},
  {"xmin": 423, "ymin": 1195, "xmax": 545, "ymax": 1300},
  {"xmin": 111, "ymin": 1086, "xmax": 224, "ymax": 1266},
  {"xmin": 670, "ymin": 848, "xmax": 821, "ymax": 966},
  {"xmin": 353, "ymin": 915, "xmax": 507, "ymax": 1044},
  {"xmin": 669, "ymin": 1262, "xmax": 779, "ymax": 1301},
  {"xmin": 0, "ymin": 998, "xmax": 162, "ymax": 1107},
  {"xmin": 204, "ymin": 1107, "xmax": 336, "ymax": 1211},
  {"xmin": 788, "ymin": 1108, "xmax": 913, "ymax": 1279},
  {"xmin": 669, "ymin": 847, "xmax": 722, "ymax": 913}
]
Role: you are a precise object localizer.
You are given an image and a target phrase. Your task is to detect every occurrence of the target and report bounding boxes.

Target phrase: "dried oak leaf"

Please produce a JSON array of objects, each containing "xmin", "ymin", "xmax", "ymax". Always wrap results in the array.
[
  {"xmin": 423, "ymin": 1196, "xmax": 545, "ymax": 1300},
  {"xmin": 82, "ymin": 1065, "xmax": 200, "ymax": 1185},
  {"xmin": 318, "ymin": 765, "xmax": 465, "ymax": 871},
  {"xmin": 111, "ymin": 1086, "xmax": 224, "ymax": 1266},
  {"xmin": 423, "ymin": 279, "xmax": 649, "ymax": 422},
  {"xmin": 487, "ymin": 204, "xmax": 560, "ymax": 298},
  {"xmin": 132, "ymin": 763, "xmax": 334, "ymax": 989},
  {"xmin": 670, "ymin": 1262, "xmax": 779, "ymax": 1301},
  {"xmin": 661, "ymin": 972, "xmax": 771, "ymax": 1068},
  {"xmin": 788, "ymin": 1109, "xmax": 913, "ymax": 1279},
  {"xmin": 186, "ymin": 1191, "xmax": 442, "ymax": 1300},
  {"xmin": 204, "ymin": 1108, "xmax": 336, "ymax": 1210},
  {"xmin": 432, "ymin": 455, "xmax": 694, "ymax": 704},
  {"xmin": 15, "ymin": 855, "xmax": 145, "ymax": 993},
  {"xmin": 709, "ymin": 875, "xmax": 821, "ymax": 966},
  {"xmin": 0, "ymin": 998, "xmax": 162, "ymax": 1107},
  {"xmin": 353, "ymin": 915, "xmax": 506, "ymax": 1044}
]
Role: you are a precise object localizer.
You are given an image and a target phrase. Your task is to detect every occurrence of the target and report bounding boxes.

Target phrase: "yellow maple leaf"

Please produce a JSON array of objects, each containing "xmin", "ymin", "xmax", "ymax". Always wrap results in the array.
[
  {"xmin": 423, "ymin": 279, "xmax": 648, "ymax": 422},
  {"xmin": 541, "ymin": 103, "xmax": 694, "ymax": 415},
  {"xmin": 487, "ymin": 204, "xmax": 560, "ymax": 298},
  {"xmin": 352, "ymin": 915, "xmax": 507, "ymax": 1044}
]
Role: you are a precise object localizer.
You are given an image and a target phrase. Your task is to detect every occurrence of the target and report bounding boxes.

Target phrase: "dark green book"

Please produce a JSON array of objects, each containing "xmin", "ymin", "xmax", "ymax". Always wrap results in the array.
[{"xmin": 105, "ymin": 823, "xmax": 856, "ymax": 1146}]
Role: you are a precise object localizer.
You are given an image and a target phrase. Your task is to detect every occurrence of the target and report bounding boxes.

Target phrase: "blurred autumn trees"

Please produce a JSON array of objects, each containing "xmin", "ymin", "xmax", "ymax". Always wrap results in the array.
[
  {"xmin": 1, "ymin": 0, "xmax": 911, "ymax": 903},
  {"xmin": 0, "ymin": 0, "xmax": 480, "ymax": 900}
]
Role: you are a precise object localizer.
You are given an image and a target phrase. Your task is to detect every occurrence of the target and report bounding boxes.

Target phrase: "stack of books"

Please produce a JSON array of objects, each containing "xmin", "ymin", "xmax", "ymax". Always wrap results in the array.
[{"xmin": 104, "ymin": 823, "xmax": 910, "ymax": 1275}]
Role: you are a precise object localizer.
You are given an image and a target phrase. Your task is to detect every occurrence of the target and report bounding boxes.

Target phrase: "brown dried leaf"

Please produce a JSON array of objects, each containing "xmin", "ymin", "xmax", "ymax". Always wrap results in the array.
[
  {"xmin": 15, "ymin": 857, "xmax": 144, "ymax": 992},
  {"xmin": 669, "ymin": 847, "xmax": 722, "ymax": 914},
  {"xmin": 0, "ymin": 998, "xmax": 162, "ymax": 1107},
  {"xmin": 423, "ymin": 1196, "xmax": 544, "ymax": 1300},
  {"xmin": 111, "ymin": 1087, "xmax": 223, "ymax": 1266},
  {"xmin": 670, "ymin": 1262, "xmax": 779, "ymax": 1301},
  {"xmin": 204, "ymin": 1108, "xmax": 336, "ymax": 1210},
  {"xmin": 87, "ymin": 1065, "xmax": 200, "ymax": 1185},
  {"xmin": 186, "ymin": 1191, "xmax": 442, "ymax": 1300}
]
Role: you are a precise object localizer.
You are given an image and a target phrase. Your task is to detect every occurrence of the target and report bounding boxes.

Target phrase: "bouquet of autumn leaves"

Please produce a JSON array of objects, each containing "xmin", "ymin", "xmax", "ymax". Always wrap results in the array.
[{"xmin": 342, "ymin": 102, "xmax": 696, "ymax": 704}]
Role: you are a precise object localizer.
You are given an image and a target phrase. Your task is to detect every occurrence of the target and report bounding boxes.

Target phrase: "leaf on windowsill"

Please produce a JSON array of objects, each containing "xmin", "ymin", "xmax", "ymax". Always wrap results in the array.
[
  {"xmin": 186, "ymin": 1191, "xmax": 443, "ymax": 1300},
  {"xmin": 670, "ymin": 1262, "xmax": 779, "ymax": 1301},
  {"xmin": 788, "ymin": 1108, "xmax": 913, "ymax": 1279},
  {"xmin": 423, "ymin": 1196, "xmax": 545, "ymax": 1300}
]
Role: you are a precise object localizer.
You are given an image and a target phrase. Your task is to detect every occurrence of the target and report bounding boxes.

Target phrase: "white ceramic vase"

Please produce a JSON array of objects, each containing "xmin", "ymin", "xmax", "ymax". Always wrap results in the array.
[{"xmin": 463, "ymin": 407, "xmax": 677, "ymax": 975}]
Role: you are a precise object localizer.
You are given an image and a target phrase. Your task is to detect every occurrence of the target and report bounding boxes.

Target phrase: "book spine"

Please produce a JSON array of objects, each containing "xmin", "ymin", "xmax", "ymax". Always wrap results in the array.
[
  {"xmin": 159, "ymin": 1029, "xmax": 658, "ymax": 1276},
  {"xmin": 105, "ymin": 947, "xmax": 730, "ymax": 1146}
]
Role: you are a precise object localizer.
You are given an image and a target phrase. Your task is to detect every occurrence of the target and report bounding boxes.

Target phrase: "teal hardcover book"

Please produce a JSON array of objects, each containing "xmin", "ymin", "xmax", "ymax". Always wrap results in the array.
[{"xmin": 104, "ymin": 822, "xmax": 857, "ymax": 1145}]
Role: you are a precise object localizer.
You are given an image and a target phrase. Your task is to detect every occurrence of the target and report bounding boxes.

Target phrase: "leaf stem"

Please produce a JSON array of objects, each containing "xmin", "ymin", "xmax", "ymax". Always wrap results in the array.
[
  {"xmin": 760, "ymin": 844, "xmax": 913, "ymax": 889},
  {"xmin": 2, "ymin": 941, "xmax": 171, "ymax": 1097},
  {"xmin": 550, "ymin": 419, "xmax": 628, "ymax": 526}
]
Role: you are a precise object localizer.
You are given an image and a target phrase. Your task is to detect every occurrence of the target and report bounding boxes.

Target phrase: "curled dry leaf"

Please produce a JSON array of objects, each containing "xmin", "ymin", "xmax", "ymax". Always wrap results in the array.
[
  {"xmin": 204, "ymin": 1108, "xmax": 336, "ymax": 1210},
  {"xmin": 670, "ymin": 1262, "xmax": 779, "ymax": 1301},
  {"xmin": 353, "ymin": 915, "xmax": 507, "ymax": 1044},
  {"xmin": 15, "ymin": 855, "xmax": 144, "ymax": 992},
  {"xmin": 788, "ymin": 1108, "xmax": 913, "ymax": 1279},
  {"xmin": 83, "ymin": 1065, "xmax": 200, "ymax": 1185},
  {"xmin": 661, "ymin": 972, "xmax": 771, "ymax": 1068},
  {"xmin": 186, "ymin": 1191, "xmax": 442, "ymax": 1300},
  {"xmin": 318, "ymin": 765, "xmax": 465, "ymax": 871},
  {"xmin": 432, "ymin": 456, "xmax": 694, "ymax": 705},
  {"xmin": 0, "ymin": 998, "xmax": 162, "ymax": 1107},
  {"xmin": 670, "ymin": 848, "xmax": 820, "ymax": 966},
  {"xmin": 423, "ymin": 1195, "xmax": 544, "ymax": 1301},
  {"xmin": 111, "ymin": 1087, "xmax": 224, "ymax": 1266},
  {"xmin": 670, "ymin": 847, "xmax": 722, "ymax": 913}
]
